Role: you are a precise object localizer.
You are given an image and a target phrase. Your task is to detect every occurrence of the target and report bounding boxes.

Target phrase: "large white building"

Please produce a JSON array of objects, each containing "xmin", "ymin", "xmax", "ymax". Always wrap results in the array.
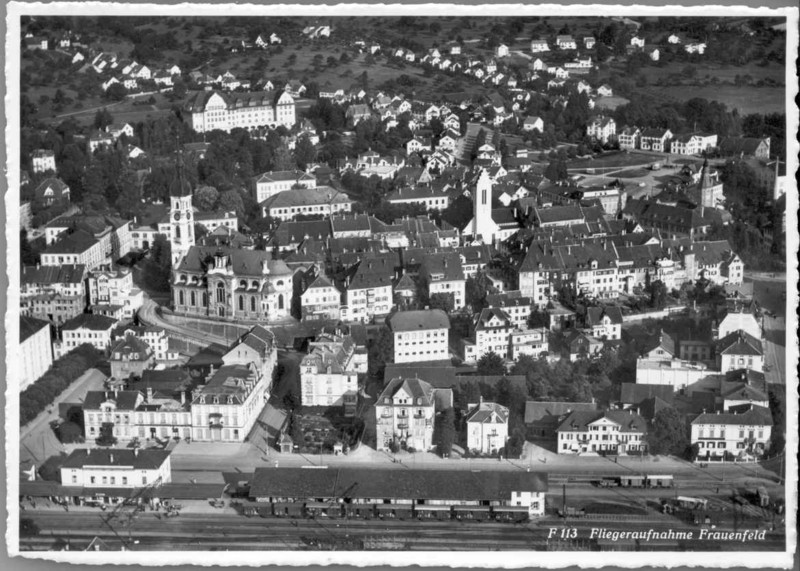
[
  {"xmin": 465, "ymin": 400, "xmax": 509, "ymax": 454},
  {"xmin": 388, "ymin": 309, "xmax": 450, "ymax": 363},
  {"xmin": 300, "ymin": 333, "xmax": 367, "ymax": 406},
  {"xmin": 182, "ymin": 90, "xmax": 296, "ymax": 133},
  {"xmin": 344, "ymin": 255, "xmax": 394, "ymax": 323},
  {"xmin": 254, "ymin": 170, "xmax": 317, "ymax": 203},
  {"xmin": 60, "ymin": 448, "xmax": 172, "ymax": 488},
  {"xmin": 31, "ymin": 149, "xmax": 57, "ymax": 173},
  {"xmin": 715, "ymin": 330, "xmax": 764, "ymax": 373},
  {"xmin": 19, "ymin": 316, "xmax": 53, "ymax": 391},
  {"xmin": 690, "ymin": 405, "xmax": 772, "ymax": 462},
  {"xmin": 556, "ymin": 409, "xmax": 648, "ymax": 455},
  {"xmin": 55, "ymin": 314, "xmax": 117, "ymax": 358},
  {"xmin": 87, "ymin": 266, "xmax": 143, "ymax": 320}
]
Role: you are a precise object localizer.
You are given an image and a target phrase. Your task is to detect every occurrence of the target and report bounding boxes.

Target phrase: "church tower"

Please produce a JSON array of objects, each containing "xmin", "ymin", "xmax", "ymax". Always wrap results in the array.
[
  {"xmin": 697, "ymin": 157, "xmax": 714, "ymax": 208},
  {"xmin": 472, "ymin": 168, "xmax": 496, "ymax": 244},
  {"xmin": 169, "ymin": 151, "xmax": 195, "ymax": 267}
]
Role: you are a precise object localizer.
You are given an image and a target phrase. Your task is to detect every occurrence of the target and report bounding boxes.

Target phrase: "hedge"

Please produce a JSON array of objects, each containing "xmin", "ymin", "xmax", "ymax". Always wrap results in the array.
[{"xmin": 20, "ymin": 344, "xmax": 104, "ymax": 426}]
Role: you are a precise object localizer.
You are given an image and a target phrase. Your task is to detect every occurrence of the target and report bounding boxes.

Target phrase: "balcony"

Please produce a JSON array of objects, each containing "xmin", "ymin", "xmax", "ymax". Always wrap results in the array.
[{"xmin": 397, "ymin": 423, "xmax": 409, "ymax": 430}]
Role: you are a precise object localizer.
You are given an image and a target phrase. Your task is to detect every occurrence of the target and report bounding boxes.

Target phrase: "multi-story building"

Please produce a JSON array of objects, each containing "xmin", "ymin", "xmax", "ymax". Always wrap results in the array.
[
  {"xmin": 19, "ymin": 315, "xmax": 53, "ymax": 391},
  {"xmin": 20, "ymin": 264, "xmax": 86, "ymax": 325},
  {"xmin": 584, "ymin": 306, "xmax": 623, "ymax": 340},
  {"xmin": 617, "ymin": 126, "xmax": 641, "ymax": 150},
  {"xmin": 194, "ymin": 210, "xmax": 239, "ymax": 233},
  {"xmin": 344, "ymin": 254, "xmax": 394, "ymax": 323},
  {"xmin": 530, "ymin": 39, "xmax": 550, "ymax": 52},
  {"xmin": 34, "ymin": 178, "xmax": 70, "ymax": 205},
  {"xmin": 462, "ymin": 308, "xmax": 513, "ymax": 363},
  {"xmin": 670, "ymin": 133, "xmax": 718, "ymax": 156},
  {"xmin": 260, "ymin": 186, "xmax": 354, "ymax": 221},
  {"xmin": 83, "ymin": 389, "xmax": 144, "ymax": 441},
  {"xmin": 55, "ymin": 314, "xmax": 117, "ymax": 358},
  {"xmin": 465, "ymin": 400, "xmax": 509, "ymax": 454},
  {"xmin": 40, "ymin": 230, "xmax": 106, "ymax": 271},
  {"xmin": 716, "ymin": 304, "xmax": 761, "ymax": 340},
  {"xmin": 43, "ymin": 214, "xmax": 133, "ymax": 268},
  {"xmin": 190, "ymin": 362, "xmax": 269, "ymax": 442},
  {"xmin": 587, "ymin": 116, "xmax": 617, "ymax": 144},
  {"xmin": 419, "ymin": 251, "xmax": 466, "ymax": 311},
  {"xmin": 510, "ymin": 327, "xmax": 549, "ymax": 360},
  {"xmin": 639, "ymin": 128, "xmax": 673, "ymax": 152},
  {"xmin": 254, "ymin": 169, "xmax": 317, "ymax": 202},
  {"xmin": 221, "ymin": 325, "xmax": 278, "ymax": 388},
  {"xmin": 388, "ymin": 309, "xmax": 450, "ymax": 363},
  {"xmin": 715, "ymin": 330, "xmax": 764, "ymax": 373},
  {"xmin": 87, "ymin": 266, "xmax": 143, "ymax": 320},
  {"xmin": 690, "ymin": 405, "xmax": 772, "ymax": 461},
  {"xmin": 556, "ymin": 409, "xmax": 648, "ymax": 455},
  {"xmin": 109, "ymin": 335, "xmax": 154, "ymax": 380},
  {"xmin": 114, "ymin": 325, "xmax": 179, "ymax": 363},
  {"xmin": 300, "ymin": 332, "xmax": 366, "ymax": 406},
  {"xmin": 60, "ymin": 448, "xmax": 172, "ymax": 488},
  {"xmin": 182, "ymin": 90, "xmax": 296, "ymax": 133},
  {"xmin": 31, "ymin": 148, "xmax": 57, "ymax": 173},
  {"xmin": 300, "ymin": 274, "xmax": 342, "ymax": 320},
  {"xmin": 386, "ymin": 185, "xmax": 451, "ymax": 211},
  {"xmin": 375, "ymin": 377, "xmax": 438, "ymax": 452},
  {"xmin": 484, "ymin": 292, "xmax": 534, "ymax": 330},
  {"xmin": 172, "ymin": 247, "xmax": 294, "ymax": 322}
]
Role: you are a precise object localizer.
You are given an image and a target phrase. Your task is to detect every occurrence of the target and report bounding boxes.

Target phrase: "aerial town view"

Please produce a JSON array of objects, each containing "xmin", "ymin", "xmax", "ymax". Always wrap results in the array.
[{"xmin": 8, "ymin": 7, "xmax": 796, "ymax": 560}]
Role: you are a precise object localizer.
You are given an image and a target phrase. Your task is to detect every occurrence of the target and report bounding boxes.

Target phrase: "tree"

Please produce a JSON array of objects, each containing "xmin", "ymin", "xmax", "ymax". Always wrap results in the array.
[
  {"xmin": 114, "ymin": 169, "xmax": 143, "ymax": 219},
  {"xmin": 436, "ymin": 407, "xmax": 456, "ymax": 457},
  {"xmin": 477, "ymin": 351, "xmax": 505, "ymax": 376},
  {"xmin": 647, "ymin": 407, "xmax": 688, "ymax": 456},
  {"xmin": 293, "ymin": 134, "xmax": 316, "ymax": 169},
  {"xmin": 193, "ymin": 185, "xmax": 219, "ymax": 211},
  {"xmin": 105, "ymin": 83, "xmax": 127, "ymax": 101},
  {"xmin": 428, "ymin": 292, "xmax": 454, "ymax": 313},
  {"xmin": 270, "ymin": 143, "xmax": 295, "ymax": 171},
  {"xmin": 55, "ymin": 421, "xmax": 83, "ymax": 443},
  {"xmin": 95, "ymin": 422, "xmax": 118, "ymax": 446},
  {"xmin": 93, "ymin": 108, "xmax": 113, "ymax": 131},
  {"xmin": 142, "ymin": 234, "xmax": 172, "ymax": 291},
  {"xmin": 367, "ymin": 326, "xmax": 394, "ymax": 377},
  {"xmin": 647, "ymin": 279, "xmax": 668, "ymax": 309},
  {"xmin": 465, "ymin": 272, "xmax": 492, "ymax": 312},
  {"xmin": 218, "ymin": 189, "xmax": 245, "ymax": 217}
]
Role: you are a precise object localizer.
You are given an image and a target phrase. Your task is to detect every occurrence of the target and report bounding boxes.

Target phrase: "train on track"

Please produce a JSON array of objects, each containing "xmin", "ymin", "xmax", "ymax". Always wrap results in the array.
[
  {"xmin": 238, "ymin": 501, "xmax": 531, "ymax": 523},
  {"xmin": 593, "ymin": 474, "xmax": 674, "ymax": 488}
]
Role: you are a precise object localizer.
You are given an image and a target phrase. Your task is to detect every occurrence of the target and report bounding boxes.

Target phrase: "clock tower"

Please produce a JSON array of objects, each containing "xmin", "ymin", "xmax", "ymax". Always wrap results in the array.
[{"xmin": 169, "ymin": 152, "xmax": 195, "ymax": 267}]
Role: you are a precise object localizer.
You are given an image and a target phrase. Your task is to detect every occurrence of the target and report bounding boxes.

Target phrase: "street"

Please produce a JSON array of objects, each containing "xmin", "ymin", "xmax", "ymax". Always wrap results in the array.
[{"xmin": 20, "ymin": 368, "xmax": 107, "ymax": 465}]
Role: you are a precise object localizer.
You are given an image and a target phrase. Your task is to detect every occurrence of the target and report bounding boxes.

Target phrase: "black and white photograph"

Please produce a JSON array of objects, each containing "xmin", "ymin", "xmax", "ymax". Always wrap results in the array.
[{"xmin": 3, "ymin": 2, "xmax": 798, "ymax": 567}]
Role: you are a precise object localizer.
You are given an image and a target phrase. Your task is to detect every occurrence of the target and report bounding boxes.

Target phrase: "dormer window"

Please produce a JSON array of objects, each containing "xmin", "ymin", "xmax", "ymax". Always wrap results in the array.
[{"xmin": 213, "ymin": 396, "xmax": 219, "ymax": 404}]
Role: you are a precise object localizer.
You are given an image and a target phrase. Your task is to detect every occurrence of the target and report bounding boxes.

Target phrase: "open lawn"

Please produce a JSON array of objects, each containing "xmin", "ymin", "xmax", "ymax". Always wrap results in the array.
[
  {"xmin": 567, "ymin": 151, "xmax": 657, "ymax": 171},
  {"xmin": 644, "ymin": 85, "xmax": 785, "ymax": 115},
  {"xmin": 594, "ymin": 95, "xmax": 630, "ymax": 111},
  {"xmin": 613, "ymin": 167, "xmax": 651, "ymax": 178}
]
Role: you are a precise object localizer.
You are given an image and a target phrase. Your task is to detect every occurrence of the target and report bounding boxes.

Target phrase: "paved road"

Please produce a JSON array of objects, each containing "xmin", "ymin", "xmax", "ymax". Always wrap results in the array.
[
  {"xmin": 20, "ymin": 368, "xmax": 107, "ymax": 465},
  {"xmin": 138, "ymin": 299, "xmax": 229, "ymax": 346}
]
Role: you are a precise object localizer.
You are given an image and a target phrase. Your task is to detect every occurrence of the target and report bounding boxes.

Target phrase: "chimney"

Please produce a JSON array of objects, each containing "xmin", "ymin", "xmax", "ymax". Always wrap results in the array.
[
  {"xmin": 180, "ymin": 390, "xmax": 186, "ymax": 405},
  {"xmin": 134, "ymin": 448, "xmax": 139, "ymax": 457},
  {"xmin": 109, "ymin": 453, "xmax": 114, "ymax": 463}
]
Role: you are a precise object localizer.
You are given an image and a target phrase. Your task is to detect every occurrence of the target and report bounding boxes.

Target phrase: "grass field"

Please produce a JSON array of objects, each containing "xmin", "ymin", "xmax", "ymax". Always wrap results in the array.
[
  {"xmin": 567, "ymin": 151, "xmax": 656, "ymax": 171},
  {"xmin": 594, "ymin": 96, "xmax": 630, "ymax": 110},
  {"xmin": 613, "ymin": 167, "xmax": 651, "ymax": 178},
  {"xmin": 645, "ymin": 85, "xmax": 785, "ymax": 115}
]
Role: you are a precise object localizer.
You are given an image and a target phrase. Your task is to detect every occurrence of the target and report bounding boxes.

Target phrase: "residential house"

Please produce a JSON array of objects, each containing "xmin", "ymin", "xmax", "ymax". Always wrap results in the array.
[
  {"xmin": 465, "ymin": 400, "xmax": 509, "ymax": 454},
  {"xmin": 690, "ymin": 405, "xmax": 772, "ymax": 461},
  {"xmin": 254, "ymin": 169, "xmax": 317, "ymax": 202},
  {"xmin": 55, "ymin": 314, "xmax": 117, "ymax": 358},
  {"xmin": 522, "ymin": 116, "xmax": 544, "ymax": 132},
  {"xmin": 584, "ymin": 306, "xmax": 623, "ymax": 340},
  {"xmin": 564, "ymin": 329, "xmax": 603, "ymax": 361},
  {"xmin": 34, "ymin": 178, "xmax": 70, "ymax": 206},
  {"xmin": 530, "ymin": 39, "xmax": 550, "ymax": 53},
  {"xmin": 715, "ymin": 330, "xmax": 764, "ymax": 373},
  {"xmin": 639, "ymin": 128, "xmax": 672, "ymax": 152},
  {"xmin": 375, "ymin": 377, "xmax": 440, "ymax": 452},
  {"xmin": 31, "ymin": 149, "xmax": 56, "ymax": 173},
  {"xmin": 419, "ymin": 251, "xmax": 466, "ymax": 311},
  {"xmin": 301, "ymin": 274, "xmax": 342, "ymax": 320},
  {"xmin": 587, "ymin": 116, "xmax": 616, "ymax": 144},
  {"xmin": 300, "ymin": 332, "xmax": 367, "ymax": 406}
]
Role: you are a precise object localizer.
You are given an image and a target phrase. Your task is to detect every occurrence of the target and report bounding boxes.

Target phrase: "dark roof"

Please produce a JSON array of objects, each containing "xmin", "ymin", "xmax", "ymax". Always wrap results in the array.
[
  {"xmin": 465, "ymin": 401, "xmax": 509, "ymax": 424},
  {"xmin": 619, "ymin": 383, "xmax": 674, "ymax": 405},
  {"xmin": 20, "ymin": 315, "xmax": 50, "ymax": 343},
  {"xmin": 378, "ymin": 377, "xmax": 436, "ymax": 407},
  {"xmin": 43, "ymin": 229, "xmax": 99, "ymax": 255},
  {"xmin": 176, "ymin": 246, "xmax": 292, "ymax": 277},
  {"xmin": 388, "ymin": 309, "xmax": 450, "ymax": 332},
  {"xmin": 250, "ymin": 467, "xmax": 547, "ymax": 501},
  {"xmin": 109, "ymin": 336, "xmax": 152, "ymax": 360},
  {"xmin": 83, "ymin": 390, "xmax": 142, "ymax": 411},
  {"xmin": 691, "ymin": 404, "xmax": 773, "ymax": 426},
  {"xmin": 524, "ymin": 401, "xmax": 597, "ymax": 424},
  {"xmin": 62, "ymin": 448, "xmax": 171, "ymax": 470},
  {"xmin": 585, "ymin": 306, "xmax": 623, "ymax": 327},
  {"xmin": 62, "ymin": 313, "xmax": 117, "ymax": 331},
  {"xmin": 715, "ymin": 330, "xmax": 763, "ymax": 356},
  {"xmin": 384, "ymin": 364, "xmax": 457, "ymax": 388}
]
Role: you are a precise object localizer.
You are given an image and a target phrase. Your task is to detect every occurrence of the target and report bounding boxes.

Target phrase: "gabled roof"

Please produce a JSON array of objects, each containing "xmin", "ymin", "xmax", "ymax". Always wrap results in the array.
[
  {"xmin": 231, "ymin": 325, "xmax": 276, "ymax": 359},
  {"xmin": 557, "ymin": 409, "xmax": 648, "ymax": 433},
  {"xmin": 465, "ymin": 401, "xmax": 509, "ymax": 424},
  {"xmin": 585, "ymin": 306, "xmax": 623, "ymax": 327},
  {"xmin": 43, "ymin": 230, "xmax": 99, "ymax": 255},
  {"xmin": 691, "ymin": 404, "xmax": 773, "ymax": 426},
  {"xmin": 109, "ymin": 336, "xmax": 152, "ymax": 360},
  {"xmin": 715, "ymin": 330, "xmax": 763, "ymax": 356},
  {"xmin": 378, "ymin": 377, "xmax": 436, "ymax": 407},
  {"xmin": 83, "ymin": 390, "xmax": 142, "ymax": 410},
  {"xmin": 20, "ymin": 315, "xmax": 50, "ymax": 343},
  {"xmin": 619, "ymin": 383, "xmax": 674, "ymax": 405},
  {"xmin": 474, "ymin": 307, "xmax": 513, "ymax": 331}
]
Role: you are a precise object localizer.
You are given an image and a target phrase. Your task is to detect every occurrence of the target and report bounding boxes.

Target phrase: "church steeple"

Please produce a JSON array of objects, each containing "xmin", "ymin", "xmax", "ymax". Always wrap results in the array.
[
  {"xmin": 170, "ymin": 151, "xmax": 192, "ymax": 197},
  {"xmin": 169, "ymin": 150, "xmax": 195, "ymax": 266}
]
